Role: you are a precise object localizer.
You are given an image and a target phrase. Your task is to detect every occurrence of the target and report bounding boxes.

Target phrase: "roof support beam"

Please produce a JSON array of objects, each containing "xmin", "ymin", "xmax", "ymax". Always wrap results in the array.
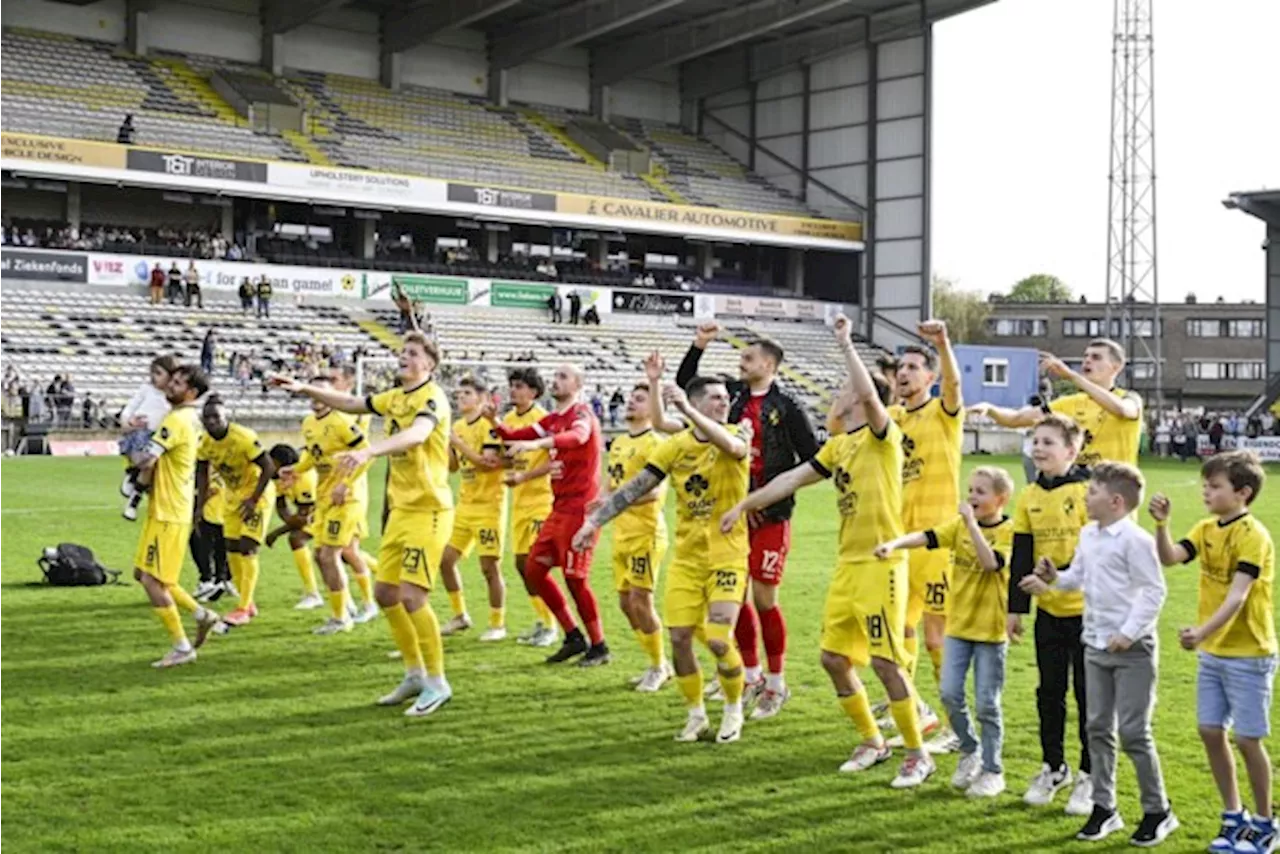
[
  {"xmin": 680, "ymin": 2, "xmax": 925, "ymax": 100},
  {"xmin": 262, "ymin": 0, "xmax": 351, "ymax": 35},
  {"xmin": 490, "ymin": 0, "xmax": 688, "ymax": 71},
  {"xmin": 381, "ymin": 0, "xmax": 524, "ymax": 54},
  {"xmin": 592, "ymin": 0, "xmax": 855, "ymax": 87}
]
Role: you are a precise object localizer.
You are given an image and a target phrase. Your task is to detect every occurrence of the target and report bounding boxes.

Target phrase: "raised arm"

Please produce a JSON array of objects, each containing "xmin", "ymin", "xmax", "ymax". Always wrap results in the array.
[
  {"xmin": 1041, "ymin": 352, "xmax": 1140, "ymax": 420},
  {"xmin": 919, "ymin": 320, "xmax": 962, "ymax": 414},
  {"xmin": 675, "ymin": 322, "xmax": 718, "ymax": 388},
  {"xmin": 959, "ymin": 506, "xmax": 1002, "ymax": 571},
  {"xmin": 968, "ymin": 402, "xmax": 1041, "ymax": 428},
  {"xmin": 833, "ymin": 314, "xmax": 888, "ymax": 435},
  {"xmin": 1148, "ymin": 494, "xmax": 1192, "ymax": 565},
  {"xmin": 645, "ymin": 351, "xmax": 686, "ymax": 433},
  {"xmin": 267, "ymin": 374, "xmax": 370, "ymax": 415},
  {"xmin": 666, "ymin": 384, "xmax": 747, "ymax": 459}
]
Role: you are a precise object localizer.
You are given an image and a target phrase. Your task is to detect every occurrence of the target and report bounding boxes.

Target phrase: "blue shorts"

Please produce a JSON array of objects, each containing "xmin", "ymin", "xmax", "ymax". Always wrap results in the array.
[
  {"xmin": 118, "ymin": 429, "xmax": 153, "ymax": 456},
  {"xmin": 1197, "ymin": 651, "xmax": 1277, "ymax": 738}
]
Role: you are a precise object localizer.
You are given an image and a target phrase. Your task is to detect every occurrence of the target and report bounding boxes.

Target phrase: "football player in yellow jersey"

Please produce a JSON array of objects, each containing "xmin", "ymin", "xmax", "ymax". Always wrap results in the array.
[
  {"xmin": 721, "ymin": 315, "xmax": 935, "ymax": 788},
  {"xmin": 1006, "ymin": 413, "xmax": 1095, "ymax": 815},
  {"xmin": 970, "ymin": 338, "xmax": 1142, "ymax": 467},
  {"xmin": 270, "ymin": 331, "xmax": 456, "ymax": 719},
  {"xmin": 1150, "ymin": 451, "xmax": 1276, "ymax": 853},
  {"xmin": 883, "ymin": 320, "xmax": 963, "ymax": 746},
  {"xmin": 875, "ymin": 467, "xmax": 1016, "ymax": 798},
  {"xmin": 128, "ymin": 365, "xmax": 220, "ymax": 668},
  {"xmin": 575, "ymin": 364, "xmax": 751, "ymax": 744},
  {"xmin": 438, "ymin": 375, "xmax": 509, "ymax": 641},
  {"xmin": 500, "ymin": 368, "xmax": 558, "ymax": 647},
  {"xmin": 333, "ymin": 364, "xmax": 377, "ymax": 544},
  {"xmin": 591, "ymin": 378, "xmax": 670, "ymax": 692},
  {"xmin": 281, "ymin": 375, "xmax": 379, "ymax": 634},
  {"xmin": 263, "ymin": 443, "xmax": 323, "ymax": 610},
  {"xmin": 196, "ymin": 396, "xmax": 276, "ymax": 629}
]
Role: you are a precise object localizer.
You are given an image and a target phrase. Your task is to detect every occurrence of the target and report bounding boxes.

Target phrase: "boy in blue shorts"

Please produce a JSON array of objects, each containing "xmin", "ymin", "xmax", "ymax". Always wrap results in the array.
[{"xmin": 1150, "ymin": 451, "xmax": 1276, "ymax": 854}]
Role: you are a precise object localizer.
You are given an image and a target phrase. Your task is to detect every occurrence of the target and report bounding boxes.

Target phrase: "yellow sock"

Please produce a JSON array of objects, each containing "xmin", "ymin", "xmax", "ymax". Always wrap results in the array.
[
  {"xmin": 352, "ymin": 570, "xmax": 374, "ymax": 606},
  {"xmin": 238, "ymin": 553, "xmax": 260, "ymax": 610},
  {"xmin": 839, "ymin": 692, "xmax": 882, "ymax": 743},
  {"xmin": 154, "ymin": 604, "xmax": 187, "ymax": 646},
  {"xmin": 890, "ymin": 696, "xmax": 924, "ymax": 750},
  {"xmin": 384, "ymin": 603, "xmax": 425, "ymax": 672},
  {"xmin": 706, "ymin": 622, "xmax": 744, "ymax": 704},
  {"xmin": 903, "ymin": 634, "xmax": 919, "ymax": 680},
  {"xmin": 408, "ymin": 605, "xmax": 445, "ymax": 677},
  {"xmin": 636, "ymin": 629, "xmax": 664, "ymax": 668},
  {"xmin": 676, "ymin": 672, "xmax": 704, "ymax": 709},
  {"xmin": 293, "ymin": 548, "xmax": 318, "ymax": 595},
  {"xmin": 928, "ymin": 645, "xmax": 944, "ymax": 686},
  {"xmin": 327, "ymin": 589, "xmax": 347, "ymax": 620},
  {"xmin": 447, "ymin": 589, "xmax": 467, "ymax": 618},
  {"xmin": 531, "ymin": 595, "xmax": 553, "ymax": 625},
  {"xmin": 488, "ymin": 606, "xmax": 505, "ymax": 630},
  {"xmin": 169, "ymin": 585, "xmax": 199, "ymax": 614},
  {"xmin": 229, "ymin": 552, "xmax": 244, "ymax": 593}
]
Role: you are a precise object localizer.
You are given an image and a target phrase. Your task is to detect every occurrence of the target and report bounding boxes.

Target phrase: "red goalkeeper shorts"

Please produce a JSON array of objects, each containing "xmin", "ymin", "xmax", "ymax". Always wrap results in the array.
[
  {"xmin": 748, "ymin": 519, "xmax": 791, "ymax": 586},
  {"xmin": 528, "ymin": 507, "xmax": 598, "ymax": 580}
]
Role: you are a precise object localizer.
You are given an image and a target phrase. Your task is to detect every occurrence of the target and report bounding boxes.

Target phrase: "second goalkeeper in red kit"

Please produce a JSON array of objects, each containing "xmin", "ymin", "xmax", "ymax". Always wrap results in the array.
[{"xmin": 493, "ymin": 363, "xmax": 609, "ymax": 666}]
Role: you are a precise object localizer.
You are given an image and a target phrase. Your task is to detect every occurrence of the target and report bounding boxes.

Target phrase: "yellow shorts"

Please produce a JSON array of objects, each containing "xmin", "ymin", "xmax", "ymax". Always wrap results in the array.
[
  {"xmin": 223, "ymin": 487, "xmax": 274, "ymax": 544},
  {"xmin": 613, "ymin": 532, "xmax": 668, "ymax": 593},
  {"xmin": 511, "ymin": 508, "xmax": 550, "ymax": 556},
  {"xmin": 907, "ymin": 546, "xmax": 951, "ymax": 621},
  {"xmin": 134, "ymin": 518, "xmax": 191, "ymax": 586},
  {"xmin": 821, "ymin": 558, "xmax": 908, "ymax": 668},
  {"xmin": 663, "ymin": 559, "xmax": 747, "ymax": 628},
  {"xmin": 377, "ymin": 508, "xmax": 454, "ymax": 590},
  {"xmin": 448, "ymin": 506, "xmax": 504, "ymax": 559},
  {"xmin": 313, "ymin": 501, "xmax": 365, "ymax": 548}
]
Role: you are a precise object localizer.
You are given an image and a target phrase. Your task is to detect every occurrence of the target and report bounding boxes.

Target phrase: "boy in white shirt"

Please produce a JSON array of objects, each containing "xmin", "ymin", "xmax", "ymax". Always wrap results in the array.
[{"xmin": 1021, "ymin": 462, "xmax": 1178, "ymax": 847}]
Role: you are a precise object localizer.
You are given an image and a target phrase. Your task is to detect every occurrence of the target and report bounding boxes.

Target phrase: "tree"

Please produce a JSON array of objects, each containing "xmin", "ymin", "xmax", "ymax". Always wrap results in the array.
[
  {"xmin": 1006, "ymin": 273, "xmax": 1072, "ymax": 303},
  {"xmin": 931, "ymin": 275, "xmax": 990, "ymax": 344}
]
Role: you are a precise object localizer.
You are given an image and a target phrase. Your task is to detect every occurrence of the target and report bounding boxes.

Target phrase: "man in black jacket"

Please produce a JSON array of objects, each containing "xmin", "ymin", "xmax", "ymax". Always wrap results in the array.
[{"xmin": 675, "ymin": 321, "xmax": 818, "ymax": 719}]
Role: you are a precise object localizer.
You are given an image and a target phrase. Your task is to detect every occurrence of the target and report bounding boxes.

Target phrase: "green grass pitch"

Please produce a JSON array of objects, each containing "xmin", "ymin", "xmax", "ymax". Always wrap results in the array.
[{"xmin": 2, "ymin": 454, "xmax": 1275, "ymax": 852}]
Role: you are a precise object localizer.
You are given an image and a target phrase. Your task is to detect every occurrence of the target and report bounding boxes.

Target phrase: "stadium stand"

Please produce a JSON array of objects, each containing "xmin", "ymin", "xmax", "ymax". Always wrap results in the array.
[
  {"xmin": 1, "ymin": 285, "xmax": 882, "ymax": 431},
  {"xmin": 1, "ymin": 28, "xmax": 829, "ymax": 218}
]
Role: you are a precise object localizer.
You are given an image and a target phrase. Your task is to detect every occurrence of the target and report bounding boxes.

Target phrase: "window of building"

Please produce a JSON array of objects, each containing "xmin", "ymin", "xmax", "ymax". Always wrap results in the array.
[
  {"xmin": 1131, "ymin": 362, "xmax": 1157, "ymax": 380},
  {"xmin": 989, "ymin": 318, "xmax": 1047, "ymax": 337},
  {"xmin": 982, "ymin": 358, "xmax": 1009, "ymax": 387},
  {"xmin": 1186, "ymin": 361, "xmax": 1265, "ymax": 380},
  {"xmin": 1227, "ymin": 319, "xmax": 1264, "ymax": 338},
  {"xmin": 1186, "ymin": 319, "xmax": 1221, "ymax": 337},
  {"xmin": 1063, "ymin": 318, "xmax": 1098, "ymax": 337}
]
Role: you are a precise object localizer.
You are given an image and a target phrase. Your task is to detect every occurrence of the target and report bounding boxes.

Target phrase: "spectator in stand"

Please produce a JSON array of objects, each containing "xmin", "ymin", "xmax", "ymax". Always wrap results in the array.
[
  {"xmin": 3, "ymin": 366, "xmax": 21, "ymax": 418},
  {"xmin": 1154, "ymin": 416, "xmax": 1172, "ymax": 457},
  {"xmin": 256, "ymin": 274, "xmax": 273, "ymax": 319},
  {"xmin": 1208, "ymin": 417, "xmax": 1225, "ymax": 453},
  {"xmin": 166, "ymin": 262, "xmax": 183, "ymax": 305},
  {"xmin": 147, "ymin": 263, "xmax": 165, "ymax": 305},
  {"xmin": 184, "ymin": 262, "xmax": 203, "ymax": 309},
  {"xmin": 608, "ymin": 388, "xmax": 624, "ymax": 428},
  {"xmin": 1262, "ymin": 410, "xmax": 1276, "ymax": 437},
  {"xmin": 568, "ymin": 290, "xmax": 582, "ymax": 325},
  {"xmin": 590, "ymin": 387, "xmax": 605, "ymax": 422},
  {"xmin": 201, "ymin": 330, "xmax": 217, "ymax": 374},
  {"xmin": 582, "ymin": 304, "xmax": 600, "ymax": 325},
  {"xmin": 547, "ymin": 291, "xmax": 563, "ymax": 324},
  {"xmin": 238, "ymin": 277, "xmax": 255, "ymax": 315},
  {"xmin": 116, "ymin": 113, "xmax": 135, "ymax": 145},
  {"xmin": 1179, "ymin": 416, "xmax": 1199, "ymax": 461}
]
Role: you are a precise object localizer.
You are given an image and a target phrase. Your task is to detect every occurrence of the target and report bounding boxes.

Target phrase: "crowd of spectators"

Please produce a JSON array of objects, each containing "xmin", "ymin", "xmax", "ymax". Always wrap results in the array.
[
  {"xmin": 1147, "ymin": 409, "xmax": 1278, "ymax": 459},
  {"xmin": 2, "ymin": 365, "xmax": 113, "ymax": 428},
  {"xmin": 2, "ymin": 220, "xmax": 246, "ymax": 260}
]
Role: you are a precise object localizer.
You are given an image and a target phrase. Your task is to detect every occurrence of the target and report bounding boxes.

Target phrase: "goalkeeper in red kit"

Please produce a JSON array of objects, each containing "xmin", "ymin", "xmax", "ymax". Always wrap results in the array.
[{"xmin": 492, "ymin": 363, "xmax": 609, "ymax": 666}]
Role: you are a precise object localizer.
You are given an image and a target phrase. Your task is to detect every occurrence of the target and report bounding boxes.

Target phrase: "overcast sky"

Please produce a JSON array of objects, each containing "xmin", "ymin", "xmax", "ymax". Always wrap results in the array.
[{"xmin": 931, "ymin": 0, "xmax": 1278, "ymax": 303}]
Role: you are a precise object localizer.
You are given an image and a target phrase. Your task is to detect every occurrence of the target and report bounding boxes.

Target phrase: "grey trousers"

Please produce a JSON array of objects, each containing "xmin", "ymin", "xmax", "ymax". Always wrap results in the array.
[{"xmin": 1085, "ymin": 636, "xmax": 1169, "ymax": 814}]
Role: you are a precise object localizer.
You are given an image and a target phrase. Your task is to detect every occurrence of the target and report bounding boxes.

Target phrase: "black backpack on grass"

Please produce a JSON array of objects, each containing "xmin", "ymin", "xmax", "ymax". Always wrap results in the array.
[{"xmin": 38, "ymin": 544, "xmax": 121, "ymax": 587}]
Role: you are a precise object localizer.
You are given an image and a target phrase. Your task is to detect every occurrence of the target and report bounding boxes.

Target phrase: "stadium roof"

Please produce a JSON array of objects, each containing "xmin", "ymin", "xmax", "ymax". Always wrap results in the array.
[
  {"xmin": 315, "ymin": 0, "xmax": 995, "ymax": 94},
  {"xmin": 1224, "ymin": 189, "xmax": 1280, "ymax": 226}
]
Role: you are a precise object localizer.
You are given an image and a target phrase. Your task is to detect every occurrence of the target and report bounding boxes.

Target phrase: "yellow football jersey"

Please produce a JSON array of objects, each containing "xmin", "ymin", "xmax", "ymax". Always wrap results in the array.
[
  {"xmin": 928, "ymin": 514, "xmax": 1014, "ymax": 643},
  {"xmin": 367, "ymin": 378, "xmax": 453, "ymax": 513},
  {"xmin": 1012, "ymin": 469, "xmax": 1089, "ymax": 617},
  {"xmin": 645, "ymin": 425, "xmax": 749, "ymax": 568},
  {"xmin": 455, "ymin": 414, "xmax": 504, "ymax": 507},
  {"xmin": 282, "ymin": 467, "xmax": 318, "ymax": 506},
  {"xmin": 890, "ymin": 398, "xmax": 963, "ymax": 530},
  {"xmin": 811, "ymin": 421, "xmax": 904, "ymax": 564},
  {"xmin": 353, "ymin": 413, "xmax": 373, "ymax": 507},
  {"xmin": 149, "ymin": 405, "xmax": 200, "ymax": 524},
  {"xmin": 198, "ymin": 423, "xmax": 268, "ymax": 502},
  {"xmin": 1181, "ymin": 513, "xmax": 1276, "ymax": 657},
  {"xmin": 503, "ymin": 404, "xmax": 553, "ymax": 510},
  {"xmin": 1048, "ymin": 388, "xmax": 1142, "ymax": 467},
  {"xmin": 609, "ymin": 428, "xmax": 669, "ymax": 544},
  {"xmin": 296, "ymin": 410, "xmax": 369, "ymax": 504}
]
